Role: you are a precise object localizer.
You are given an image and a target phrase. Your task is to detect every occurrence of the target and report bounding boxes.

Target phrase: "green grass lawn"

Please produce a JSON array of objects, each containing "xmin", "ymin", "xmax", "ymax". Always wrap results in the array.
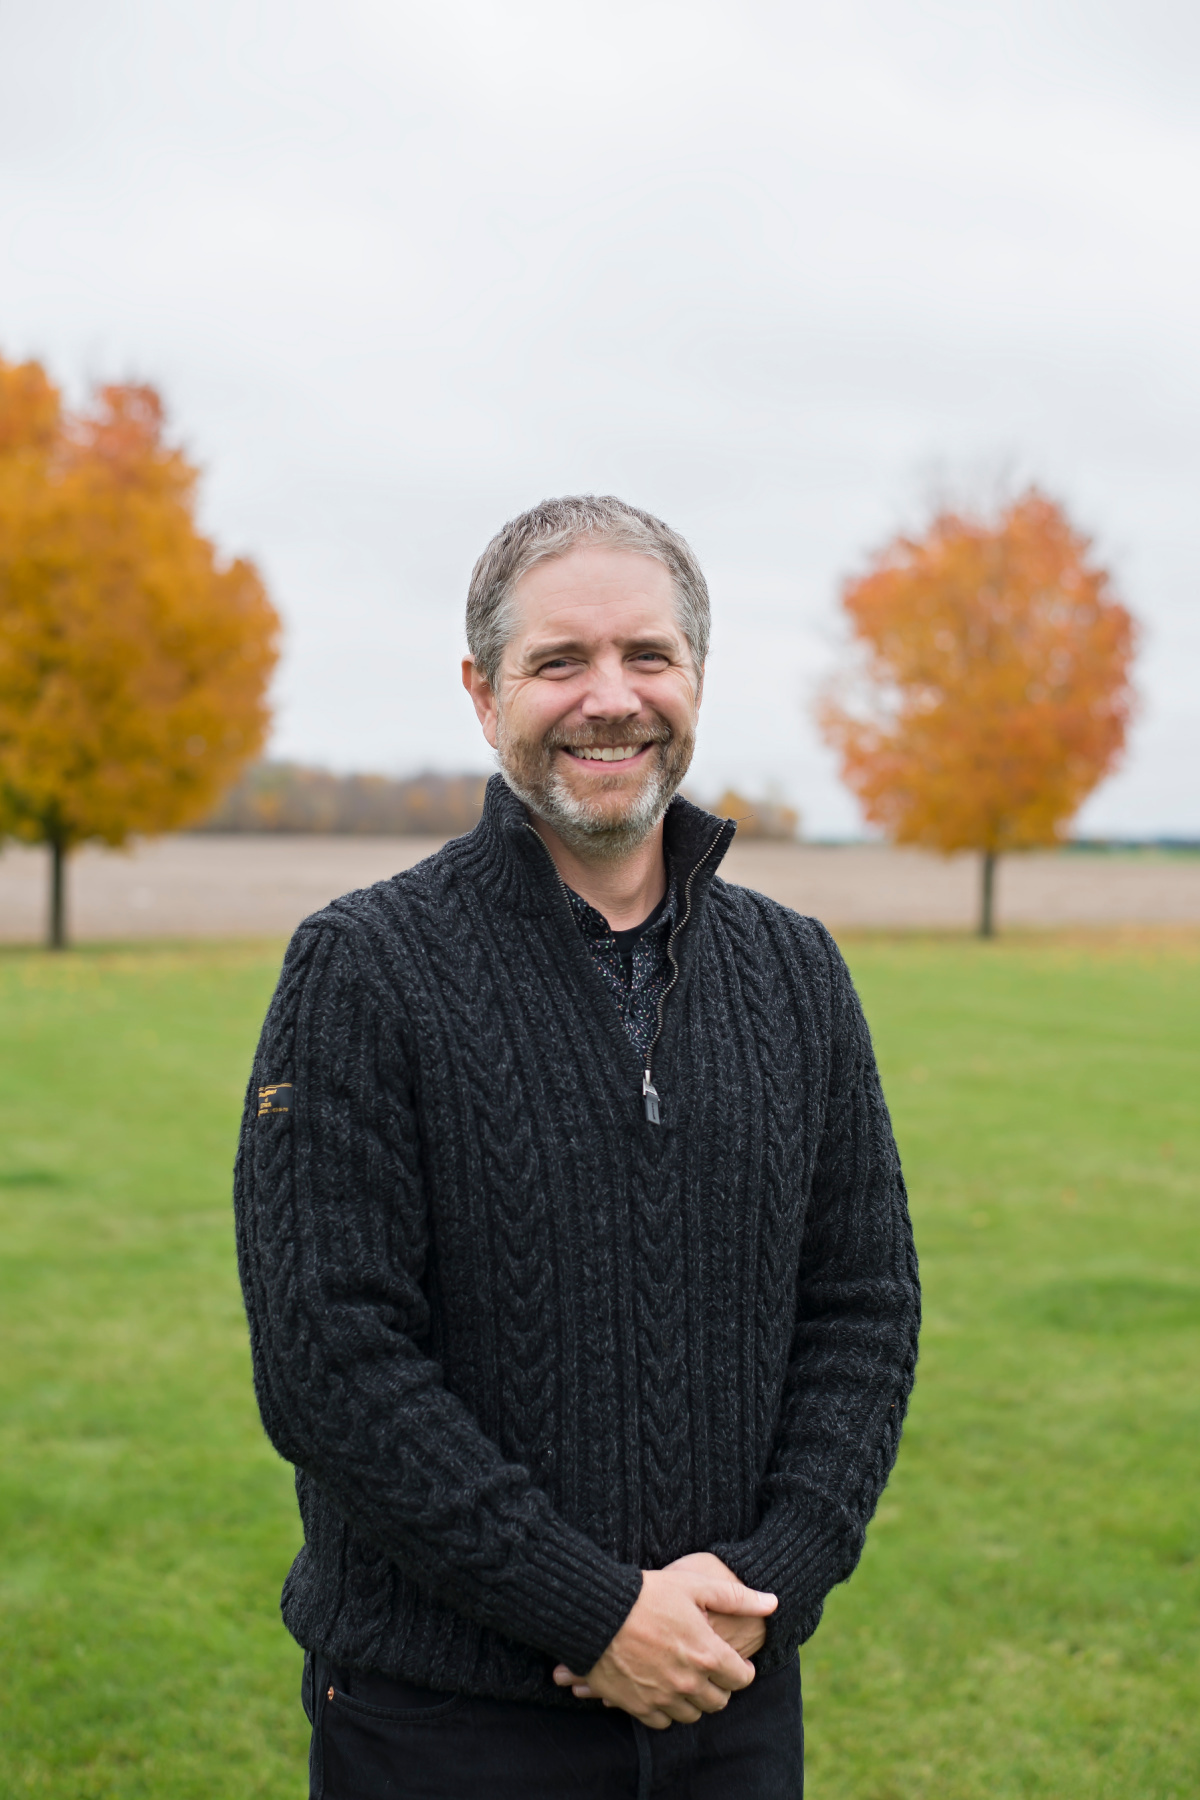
[{"xmin": 0, "ymin": 933, "xmax": 1197, "ymax": 1798}]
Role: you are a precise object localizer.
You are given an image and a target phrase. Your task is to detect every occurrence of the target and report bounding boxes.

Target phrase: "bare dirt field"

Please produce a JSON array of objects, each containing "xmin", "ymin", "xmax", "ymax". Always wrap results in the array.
[{"xmin": 3, "ymin": 833, "xmax": 1199, "ymax": 944}]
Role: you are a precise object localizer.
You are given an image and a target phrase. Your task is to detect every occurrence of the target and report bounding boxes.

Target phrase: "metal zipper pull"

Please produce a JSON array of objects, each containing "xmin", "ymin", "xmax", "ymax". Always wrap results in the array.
[{"xmin": 642, "ymin": 1069, "xmax": 661, "ymax": 1125}]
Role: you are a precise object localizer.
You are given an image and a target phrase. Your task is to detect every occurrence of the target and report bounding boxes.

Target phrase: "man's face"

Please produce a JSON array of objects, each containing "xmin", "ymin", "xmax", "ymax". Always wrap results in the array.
[{"xmin": 463, "ymin": 542, "xmax": 702, "ymax": 857}]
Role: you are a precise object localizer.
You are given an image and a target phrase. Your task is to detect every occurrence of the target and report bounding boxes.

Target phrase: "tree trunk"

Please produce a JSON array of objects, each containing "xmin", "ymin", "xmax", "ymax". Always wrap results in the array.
[
  {"xmin": 49, "ymin": 837, "xmax": 67, "ymax": 950},
  {"xmin": 979, "ymin": 849, "xmax": 997, "ymax": 939}
]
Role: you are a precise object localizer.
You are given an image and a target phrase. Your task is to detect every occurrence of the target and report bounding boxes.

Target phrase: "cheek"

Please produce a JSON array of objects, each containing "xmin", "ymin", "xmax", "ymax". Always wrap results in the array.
[
  {"xmin": 501, "ymin": 681, "xmax": 574, "ymax": 739},
  {"xmin": 644, "ymin": 673, "xmax": 699, "ymax": 728}
]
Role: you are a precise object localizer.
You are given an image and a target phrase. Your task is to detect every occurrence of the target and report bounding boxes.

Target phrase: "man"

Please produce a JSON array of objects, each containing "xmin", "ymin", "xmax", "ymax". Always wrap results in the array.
[{"xmin": 235, "ymin": 495, "xmax": 919, "ymax": 1799}]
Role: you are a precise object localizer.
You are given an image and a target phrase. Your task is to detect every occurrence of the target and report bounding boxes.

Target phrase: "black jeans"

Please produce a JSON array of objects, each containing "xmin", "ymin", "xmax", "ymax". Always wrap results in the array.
[{"xmin": 303, "ymin": 1651, "xmax": 803, "ymax": 1799}]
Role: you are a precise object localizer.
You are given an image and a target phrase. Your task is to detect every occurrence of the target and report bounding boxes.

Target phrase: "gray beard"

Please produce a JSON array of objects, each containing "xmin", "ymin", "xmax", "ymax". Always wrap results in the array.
[{"xmin": 496, "ymin": 718, "xmax": 695, "ymax": 863}]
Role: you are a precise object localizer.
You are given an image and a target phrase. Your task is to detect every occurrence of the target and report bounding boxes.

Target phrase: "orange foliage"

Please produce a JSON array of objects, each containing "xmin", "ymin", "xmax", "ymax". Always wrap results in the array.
[
  {"xmin": 0, "ymin": 357, "xmax": 280, "ymax": 863},
  {"xmin": 709, "ymin": 789, "xmax": 799, "ymax": 841},
  {"xmin": 819, "ymin": 492, "xmax": 1136, "ymax": 856}
]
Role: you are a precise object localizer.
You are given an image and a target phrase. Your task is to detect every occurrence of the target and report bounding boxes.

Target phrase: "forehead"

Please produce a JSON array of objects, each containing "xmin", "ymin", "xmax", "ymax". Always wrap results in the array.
[{"xmin": 509, "ymin": 543, "xmax": 681, "ymax": 645}]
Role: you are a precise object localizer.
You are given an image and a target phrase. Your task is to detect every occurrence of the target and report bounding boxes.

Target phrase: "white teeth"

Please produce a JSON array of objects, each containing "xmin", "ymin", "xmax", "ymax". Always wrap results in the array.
[{"xmin": 571, "ymin": 744, "xmax": 643, "ymax": 762}]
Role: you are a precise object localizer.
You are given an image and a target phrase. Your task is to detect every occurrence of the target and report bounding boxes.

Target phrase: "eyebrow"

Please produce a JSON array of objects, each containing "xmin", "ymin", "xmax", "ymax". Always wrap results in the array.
[{"xmin": 522, "ymin": 634, "xmax": 679, "ymax": 662}]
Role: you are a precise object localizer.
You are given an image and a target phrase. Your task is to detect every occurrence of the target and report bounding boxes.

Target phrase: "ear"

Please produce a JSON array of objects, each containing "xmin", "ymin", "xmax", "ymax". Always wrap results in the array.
[{"xmin": 462, "ymin": 658, "xmax": 500, "ymax": 749}]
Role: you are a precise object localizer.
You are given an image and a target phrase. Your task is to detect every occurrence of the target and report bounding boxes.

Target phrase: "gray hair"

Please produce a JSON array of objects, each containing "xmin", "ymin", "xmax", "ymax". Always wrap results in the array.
[{"xmin": 465, "ymin": 494, "xmax": 710, "ymax": 687}]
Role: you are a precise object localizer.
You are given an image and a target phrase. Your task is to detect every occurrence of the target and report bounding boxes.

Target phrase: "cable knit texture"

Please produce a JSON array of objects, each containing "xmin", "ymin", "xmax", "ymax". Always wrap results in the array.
[{"xmin": 233, "ymin": 775, "xmax": 920, "ymax": 1704}]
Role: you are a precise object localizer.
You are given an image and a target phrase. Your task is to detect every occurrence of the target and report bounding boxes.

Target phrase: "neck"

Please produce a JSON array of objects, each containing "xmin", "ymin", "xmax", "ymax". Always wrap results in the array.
[{"xmin": 529, "ymin": 814, "xmax": 667, "ymax": 930}]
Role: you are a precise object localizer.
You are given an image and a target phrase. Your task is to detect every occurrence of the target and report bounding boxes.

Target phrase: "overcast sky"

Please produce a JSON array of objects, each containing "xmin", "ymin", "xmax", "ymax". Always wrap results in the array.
[{"xmin": 2, "ymin": 0, "xmax": 1197, "ymax": 833}]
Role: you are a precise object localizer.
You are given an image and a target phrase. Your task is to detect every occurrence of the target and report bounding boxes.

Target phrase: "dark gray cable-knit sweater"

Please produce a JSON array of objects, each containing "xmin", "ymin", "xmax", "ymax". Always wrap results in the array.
[{"xmin": 234, "ymin": 775, "xmax": 919, "ymax": 1703}]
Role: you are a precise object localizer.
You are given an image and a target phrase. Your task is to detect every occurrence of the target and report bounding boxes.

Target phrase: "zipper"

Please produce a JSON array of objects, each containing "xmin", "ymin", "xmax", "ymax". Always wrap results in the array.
[
  {"xmin": 526, "ymin": 821, "xmax": 576, "ymax": 913},
  {"xmin": 526, "ymin": 819, "xmax": 725, "ymax": 1126},
  {"xmin": 640, "ymin": 824, "xmax": 723, "ymax": 1124}
]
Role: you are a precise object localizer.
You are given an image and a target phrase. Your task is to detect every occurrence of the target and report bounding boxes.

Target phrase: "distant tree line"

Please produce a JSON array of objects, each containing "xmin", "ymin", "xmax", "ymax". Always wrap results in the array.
[
  {"xmin": 198, "ymin": 763, "xmax": 490, "ymax": 835},
  {"xmin": 200, "ymin": 766, "xmax": 803, "ymax": 840}
]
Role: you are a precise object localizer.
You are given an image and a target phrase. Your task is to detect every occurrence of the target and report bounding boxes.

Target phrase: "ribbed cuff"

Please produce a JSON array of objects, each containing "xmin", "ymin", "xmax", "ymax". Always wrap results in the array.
[
  {"xmin": 494, "ymin": 1522, "xmax": 644, "ymax": 1674},
  {"xmin": 710, "ymin": 1498, "xmax": 853, "ymax": 1633}
]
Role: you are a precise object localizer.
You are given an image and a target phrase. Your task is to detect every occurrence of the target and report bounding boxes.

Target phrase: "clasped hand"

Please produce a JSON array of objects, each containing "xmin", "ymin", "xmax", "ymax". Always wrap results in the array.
[{"xmin": 552, "ymin": 1551, "xmax": 777, "ymax": 1730}]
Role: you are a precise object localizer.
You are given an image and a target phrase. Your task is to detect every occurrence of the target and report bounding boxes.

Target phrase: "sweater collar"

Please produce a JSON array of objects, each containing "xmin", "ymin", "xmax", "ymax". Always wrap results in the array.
[{"xmin": 452, "ymin": 772, "xmax": 736, "ymax": 918}]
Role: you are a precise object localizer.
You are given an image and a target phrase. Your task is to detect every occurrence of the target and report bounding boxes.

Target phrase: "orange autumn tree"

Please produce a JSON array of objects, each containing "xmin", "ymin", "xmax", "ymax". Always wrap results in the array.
[
  {"xmin": 0, "ymin": 356, "xmax": 280, "ymax": 946},
  {"xmin": 818, "ymin": 491, "xmax": 1136, "ymax": 935}
]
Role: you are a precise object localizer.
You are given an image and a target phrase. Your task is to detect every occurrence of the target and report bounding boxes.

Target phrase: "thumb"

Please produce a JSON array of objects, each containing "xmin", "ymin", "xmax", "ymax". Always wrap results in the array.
[{"xmin": 698, "ymin": 1578, "xmax": 777, "ymax": 1616}]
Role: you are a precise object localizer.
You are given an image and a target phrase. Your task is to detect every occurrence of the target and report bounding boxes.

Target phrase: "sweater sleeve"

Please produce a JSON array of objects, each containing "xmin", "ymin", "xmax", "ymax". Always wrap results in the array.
[
  {"xmin": 710, "ymin": 925, "xmax": 920, "ymax": 1656},
  {"xmin": 233, "ymin": 917, "xmax": 643, "ymax": 1676}
]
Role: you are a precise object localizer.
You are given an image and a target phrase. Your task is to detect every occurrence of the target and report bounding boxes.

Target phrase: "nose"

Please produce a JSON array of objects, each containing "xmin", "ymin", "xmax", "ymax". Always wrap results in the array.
[{"xmin": 579, "ymin": 650, "xmax": 642, "ymax": 721}]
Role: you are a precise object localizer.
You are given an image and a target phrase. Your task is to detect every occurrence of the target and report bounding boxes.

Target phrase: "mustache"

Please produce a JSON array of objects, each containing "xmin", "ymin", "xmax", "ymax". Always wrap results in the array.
[{"xmin": 545, "ymin": 724, "xmax": 671, "ymax": 751}]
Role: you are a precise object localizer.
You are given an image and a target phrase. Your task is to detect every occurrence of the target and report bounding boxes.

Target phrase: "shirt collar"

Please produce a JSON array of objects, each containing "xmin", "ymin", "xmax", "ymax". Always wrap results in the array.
[{"xmin": 565, "ymin": 881, "xmax": 678, "ymax": 943}]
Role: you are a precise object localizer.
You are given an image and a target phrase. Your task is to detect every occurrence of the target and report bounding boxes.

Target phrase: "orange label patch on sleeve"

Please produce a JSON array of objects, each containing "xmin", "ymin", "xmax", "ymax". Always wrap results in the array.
[{"xmin": 257, "ymin": 1083, "xmax": 293, "ymax": 1117}]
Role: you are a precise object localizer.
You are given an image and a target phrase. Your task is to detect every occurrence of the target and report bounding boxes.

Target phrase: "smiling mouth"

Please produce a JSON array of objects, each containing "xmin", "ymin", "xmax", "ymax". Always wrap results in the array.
[{"xmin": 561, "ymin": 743, "xmax": 654, "ymax": 763}]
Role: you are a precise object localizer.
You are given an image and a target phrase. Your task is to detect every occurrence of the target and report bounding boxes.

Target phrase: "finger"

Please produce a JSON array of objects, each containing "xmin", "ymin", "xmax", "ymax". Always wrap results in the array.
[
  {"xmin": 553, "ymin": 1664, "xmax": 583, "ymax": 1685},
  {"xmin": 640, "ymin": 1709, "xmax": 674, "ymax": 1731},
  {"xmin": 706, "ymin": 1640, "xmax": 757, "ymax": 1693},
  {"xmin": 698, "ymin": 1579, "xmax": 777, "ymax": 1616},
  {"xmin": 689, "ymin": 1677, "xmax": 738, "ymax": 1714},
  {"xmin": 707, "ymin": 1639, "xmax": 759, "ymax": 1684},
  {"xmin": 571, "ymin": 1685, "xmax": 594, "ymax": 1698},
  {"xmin": 697, "ymin": 1578, "xmax": 776, "ymax": 1615},
  {"xmin": 662, "ymin": 1698, "xmax": 704, "ymax": 1725}
]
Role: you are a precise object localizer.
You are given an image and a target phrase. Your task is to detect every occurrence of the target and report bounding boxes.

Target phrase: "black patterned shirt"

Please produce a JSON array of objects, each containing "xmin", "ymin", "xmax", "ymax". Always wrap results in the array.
[{"xmin": 565, "ymin": 883, "xmax": 677, "ymax": 1061}]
